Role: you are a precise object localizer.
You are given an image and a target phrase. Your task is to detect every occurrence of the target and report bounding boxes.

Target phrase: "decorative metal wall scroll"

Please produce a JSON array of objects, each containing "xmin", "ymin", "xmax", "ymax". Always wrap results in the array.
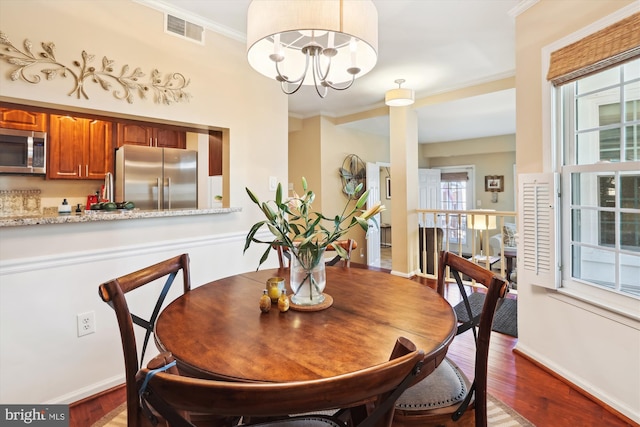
[{"xmin": 0, "ymin": 31, "xmax": 191, "ymax": 105}]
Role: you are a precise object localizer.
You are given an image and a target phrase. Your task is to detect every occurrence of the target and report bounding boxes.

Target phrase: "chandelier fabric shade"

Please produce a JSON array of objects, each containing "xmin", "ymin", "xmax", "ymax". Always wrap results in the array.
[{"xmin": 246, "ymin": 0, "xmax": 378, "ymax": 97}]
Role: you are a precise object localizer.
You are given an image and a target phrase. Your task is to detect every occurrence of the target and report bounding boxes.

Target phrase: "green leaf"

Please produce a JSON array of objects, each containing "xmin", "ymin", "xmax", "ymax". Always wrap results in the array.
[
  {"xmin": 355, "ymin": 216, "xmax": 369, "ymax": 231},
  {"xmin": 267, "ymin": 223, "xmax": 285, "ymax": 240},
  {"xmin": 244, "ymin": 221, "xmax": 267, "ymax": 252},
  {"xmin": 289, "ymin": 223, "xmax": 302, "ymax": 236},
  {"xmin": 299, "ymin": 235, "xmax": 314, "ymax": 246},
  {"xmin": 332, "ymin": 243, "xmax": 348, "ymax": 259},
  {"xmin": 256, "ymin": 245, "xmax": 272, "ymax": 270},
  {"xmin": 310, "ymin": 215, "xmax": 322, "ymax": 229}
]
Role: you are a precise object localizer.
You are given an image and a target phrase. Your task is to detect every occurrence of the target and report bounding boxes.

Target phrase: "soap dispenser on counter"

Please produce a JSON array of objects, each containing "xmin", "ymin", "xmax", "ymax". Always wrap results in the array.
[{"xmin": 58, "ymin": 199, "xmax": 71, "ymax": 215}]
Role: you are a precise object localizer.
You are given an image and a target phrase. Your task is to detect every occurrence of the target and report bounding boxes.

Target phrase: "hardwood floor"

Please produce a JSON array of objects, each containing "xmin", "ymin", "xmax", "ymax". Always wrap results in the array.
[{"xmin": 70, "ymin": 270, "xmax": 636, "ymax": 427}]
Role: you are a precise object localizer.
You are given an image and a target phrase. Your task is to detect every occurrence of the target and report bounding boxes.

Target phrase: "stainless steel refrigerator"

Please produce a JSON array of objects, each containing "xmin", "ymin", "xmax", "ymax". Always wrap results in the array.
[{"xmin": 115, "ymin": 145, "xmax": 197, "ymax": 210}]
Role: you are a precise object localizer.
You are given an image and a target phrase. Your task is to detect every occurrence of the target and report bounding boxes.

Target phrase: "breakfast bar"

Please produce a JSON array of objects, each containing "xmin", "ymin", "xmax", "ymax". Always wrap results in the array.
[{"xmin": 0, "ymin": 207, "xmax": 240, "ymax": 227}]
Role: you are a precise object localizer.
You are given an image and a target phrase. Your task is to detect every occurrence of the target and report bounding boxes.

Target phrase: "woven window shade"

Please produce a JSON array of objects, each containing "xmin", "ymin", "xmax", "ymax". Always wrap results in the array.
[
  {"xmin": 547, "ymin": 12, "xmax": 640, "ymax": 86},
  {"xmin": 441, "ymin": 172, "xmax": 468, "ymax": 182}
]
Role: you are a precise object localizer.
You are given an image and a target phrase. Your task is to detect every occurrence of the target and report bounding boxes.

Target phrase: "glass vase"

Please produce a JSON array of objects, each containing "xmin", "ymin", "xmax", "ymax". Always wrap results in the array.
[{"xmin": 290, "ymin": 246, "xmax": 326, "ymax": 305}]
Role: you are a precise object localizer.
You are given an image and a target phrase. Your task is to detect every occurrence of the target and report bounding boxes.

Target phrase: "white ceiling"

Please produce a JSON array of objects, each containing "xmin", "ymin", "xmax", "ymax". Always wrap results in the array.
[{"xmin": 136, "ymin": 0, "xmax": 521, "ymax": 143}]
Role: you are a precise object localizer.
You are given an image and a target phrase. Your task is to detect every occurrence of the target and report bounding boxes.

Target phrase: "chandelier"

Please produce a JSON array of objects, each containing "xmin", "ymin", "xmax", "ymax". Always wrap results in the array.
[{"xmin": 246, "ymin": 0, "xmax": 378, "ymax": 98}]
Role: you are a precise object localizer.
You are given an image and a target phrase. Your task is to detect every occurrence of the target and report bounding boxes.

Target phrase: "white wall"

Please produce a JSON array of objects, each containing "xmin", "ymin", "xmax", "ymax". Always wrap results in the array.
[{"xmin": 0, "ymin": 1, "xmax": 287, "ymax": 403}]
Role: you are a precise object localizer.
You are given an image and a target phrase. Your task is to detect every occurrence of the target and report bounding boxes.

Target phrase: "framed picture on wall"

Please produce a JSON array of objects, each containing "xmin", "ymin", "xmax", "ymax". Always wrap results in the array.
[
  {"xmin": 385, "ymin": 177, "xmax": 391, "ymax": 199},
  {"xmin": 484, "ymin": 175, "xmax": 504, "ymax": 192}
]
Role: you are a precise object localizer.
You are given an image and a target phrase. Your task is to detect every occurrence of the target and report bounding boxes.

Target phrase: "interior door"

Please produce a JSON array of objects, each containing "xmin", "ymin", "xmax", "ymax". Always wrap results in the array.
[
  {"xmin": 366, "ymin": 162, "xmax": 381, "ymax": 267},
  {"xmin": 418, "ymin": 168, "xmax": 441, "ymax": 226}
]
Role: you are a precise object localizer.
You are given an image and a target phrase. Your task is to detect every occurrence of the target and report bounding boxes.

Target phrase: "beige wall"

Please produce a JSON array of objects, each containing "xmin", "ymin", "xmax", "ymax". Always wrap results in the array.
[
  {"xmin": 289, "ymin": 116, "xmax": 389, "ymax": 262},
  {"xmin": 516, "ymin": 0, "xmax": 639, "ymax": 423},
  {"xmin": 421, "ymin": 134, "xmax": 516, "ymax": 210},
  {"xmin": 0, "ymin": 0, "xmax": 288, "ymax": 404},
  {"xmin": 289, "ymin": 116, "xmax": 322, "ymax": 209}
]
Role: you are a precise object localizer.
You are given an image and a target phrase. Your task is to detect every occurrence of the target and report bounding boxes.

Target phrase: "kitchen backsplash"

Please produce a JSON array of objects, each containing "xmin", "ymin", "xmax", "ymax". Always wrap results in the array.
[
  {"xmin": 0, "ymin": 189, "xmax": 42, "ymax": 217},
  {"xmin": 0, "ymin": 175, "xmax": 101, "ymax": 216}
]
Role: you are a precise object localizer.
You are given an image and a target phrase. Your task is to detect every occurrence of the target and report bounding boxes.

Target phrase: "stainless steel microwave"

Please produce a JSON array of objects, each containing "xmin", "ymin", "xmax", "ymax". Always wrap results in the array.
[{"xmin": 0, "ymin": 128, "xmax": 46, "ymax": 175}]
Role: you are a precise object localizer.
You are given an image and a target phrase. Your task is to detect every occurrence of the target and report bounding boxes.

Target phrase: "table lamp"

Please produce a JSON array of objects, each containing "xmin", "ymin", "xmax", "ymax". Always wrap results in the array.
[{"xmin": 471, "ymin": 212, "xmax": 496, "ymax": 256}]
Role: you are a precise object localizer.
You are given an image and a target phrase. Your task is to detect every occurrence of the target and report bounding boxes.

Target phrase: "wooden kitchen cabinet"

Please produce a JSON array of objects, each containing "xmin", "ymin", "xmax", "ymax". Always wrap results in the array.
[
  {"xmin": 209, "ymin": 131, "xmax": 223, "ymax": 176},
  {"xmin": 0, "ymin": 107, "xmax": 47, "ymax": 131},
  {"xmin": 116, "ymin": 122, "xmax": 186, "ymax": 149},
  {"xmin": 48, "ymin": 115, "xmax": 114, "ymax": 180}
]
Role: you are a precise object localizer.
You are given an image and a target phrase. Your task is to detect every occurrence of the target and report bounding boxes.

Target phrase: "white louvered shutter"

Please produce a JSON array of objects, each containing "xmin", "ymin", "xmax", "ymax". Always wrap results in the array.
[{"xmin": 518, "ymin": 173, "xmax": 561, "ymax": 289}]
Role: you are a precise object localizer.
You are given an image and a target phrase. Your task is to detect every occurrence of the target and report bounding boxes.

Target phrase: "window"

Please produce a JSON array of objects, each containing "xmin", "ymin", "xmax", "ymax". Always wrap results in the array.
[
  {"xmin": 558, "ymin": 58, "xmax": 640, "ymax": 303},
  {"xmin": 439, "ymin": 168, "xmax": 473, "ymax": 246}
]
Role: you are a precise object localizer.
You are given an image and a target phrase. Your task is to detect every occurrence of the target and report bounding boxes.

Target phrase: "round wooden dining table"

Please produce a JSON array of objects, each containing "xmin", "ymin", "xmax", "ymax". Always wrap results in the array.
[{"xmin": 154, "ymin": 266, "xmax": 457, "ymax": 382}]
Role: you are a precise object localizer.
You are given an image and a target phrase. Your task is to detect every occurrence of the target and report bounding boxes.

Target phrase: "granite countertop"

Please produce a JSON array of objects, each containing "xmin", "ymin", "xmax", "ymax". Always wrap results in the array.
[{"xmin": 0, "ymin": 207, "xmax": 241, "ymax": 227}]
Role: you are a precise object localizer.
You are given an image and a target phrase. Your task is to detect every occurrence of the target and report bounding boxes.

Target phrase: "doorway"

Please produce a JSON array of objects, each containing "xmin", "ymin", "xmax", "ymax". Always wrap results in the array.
[{"xmin": 378, "ymin": 163, "xmax": 391, "ymax": 269}]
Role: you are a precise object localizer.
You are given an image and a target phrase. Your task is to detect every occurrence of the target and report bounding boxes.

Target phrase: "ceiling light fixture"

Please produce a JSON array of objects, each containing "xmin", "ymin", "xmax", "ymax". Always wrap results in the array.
[
  {"xmin": 385, "ymin": 79, "xmax": 415, "ymax": 106},
  {"xmin": 246, "ymin": 0, "xmax": 378, "ymax": 98}
]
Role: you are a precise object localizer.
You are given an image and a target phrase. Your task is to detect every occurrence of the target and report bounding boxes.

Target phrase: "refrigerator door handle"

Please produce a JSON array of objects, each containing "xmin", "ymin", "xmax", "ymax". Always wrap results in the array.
[
  {"xmin": 166, "ymin": 177, "xmax": 172, "ymax": 210},
  {"xmin": 157, "ymin": 177, "xmax": 162, "ymax": 210}
]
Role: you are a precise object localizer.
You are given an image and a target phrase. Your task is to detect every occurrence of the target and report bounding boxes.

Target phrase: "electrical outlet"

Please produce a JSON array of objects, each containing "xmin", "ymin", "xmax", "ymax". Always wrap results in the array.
[
  {"xmin": 77, "ymin": 311, "xmax": 95, "ymax": 337},
  {"xmin": 269, "ymin": 176, "xmax": 277, "ymax": 191}
]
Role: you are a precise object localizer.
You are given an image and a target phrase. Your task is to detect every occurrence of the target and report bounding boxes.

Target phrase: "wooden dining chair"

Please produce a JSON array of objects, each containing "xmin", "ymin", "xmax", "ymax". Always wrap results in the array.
[
  {"xmin": 98, "ymin": 253, "xmax": 191, "ymax": 427},
  {"xmin": 394, "ymin": 251, "xmax": 509, "ymax": 427},
  {"xmin": 274, "ymin": 243, "xmax": 291, "ymax": 269},
  {"xmin": 136, "ymin": 337, "xmax": 426, "ymax": 427},
  {"xmin": 325, "ymin": 238, "xmax": 357, "ymax": 267}
]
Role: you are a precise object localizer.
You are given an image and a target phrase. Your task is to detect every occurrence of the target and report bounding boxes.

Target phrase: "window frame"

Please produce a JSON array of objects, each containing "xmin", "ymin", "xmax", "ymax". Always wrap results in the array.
[
  {"xmin": 542, "ymin": 5, "xmax": 640, "ymax": 320},
  {"xmin": 438, "ymin": 166, "xmax": 475, "ymax": 247},
  {"xmin": 558, "ymin": 68, "xmax": 640, "ymax": 314}
]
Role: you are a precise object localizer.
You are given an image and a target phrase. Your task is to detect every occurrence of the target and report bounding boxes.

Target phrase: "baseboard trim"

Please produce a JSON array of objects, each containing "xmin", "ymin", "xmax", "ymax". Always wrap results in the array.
[
  {"xmin": 69, "ymin": 383, "xmax": 125, "ymax": 408},
  {"xmin": 48, "ymin": 374, "xmax": 124, "ymax": 405},
  {"xmin": 512, "ymin": 347, "xmax": 638, "ymax": 426}
]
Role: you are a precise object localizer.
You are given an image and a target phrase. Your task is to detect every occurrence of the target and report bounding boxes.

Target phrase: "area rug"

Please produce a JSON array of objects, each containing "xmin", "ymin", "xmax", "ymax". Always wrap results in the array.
[
  {"xmin": 453, "ymin": 292, "xmax": 518, "ymax": 338},
  {"xmin": 92, "ymin": 402, "xmax": 126, "ymax": 427},
  {"xmin": 91, "ymin": 394, "xmax": 534, "ymax": 426}
]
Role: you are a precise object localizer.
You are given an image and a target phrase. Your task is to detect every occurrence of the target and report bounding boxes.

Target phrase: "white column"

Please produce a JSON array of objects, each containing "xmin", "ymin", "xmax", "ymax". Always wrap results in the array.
[{"xmin": 389, "ymin": 105, "xmax": 419, "ymax": 277}]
